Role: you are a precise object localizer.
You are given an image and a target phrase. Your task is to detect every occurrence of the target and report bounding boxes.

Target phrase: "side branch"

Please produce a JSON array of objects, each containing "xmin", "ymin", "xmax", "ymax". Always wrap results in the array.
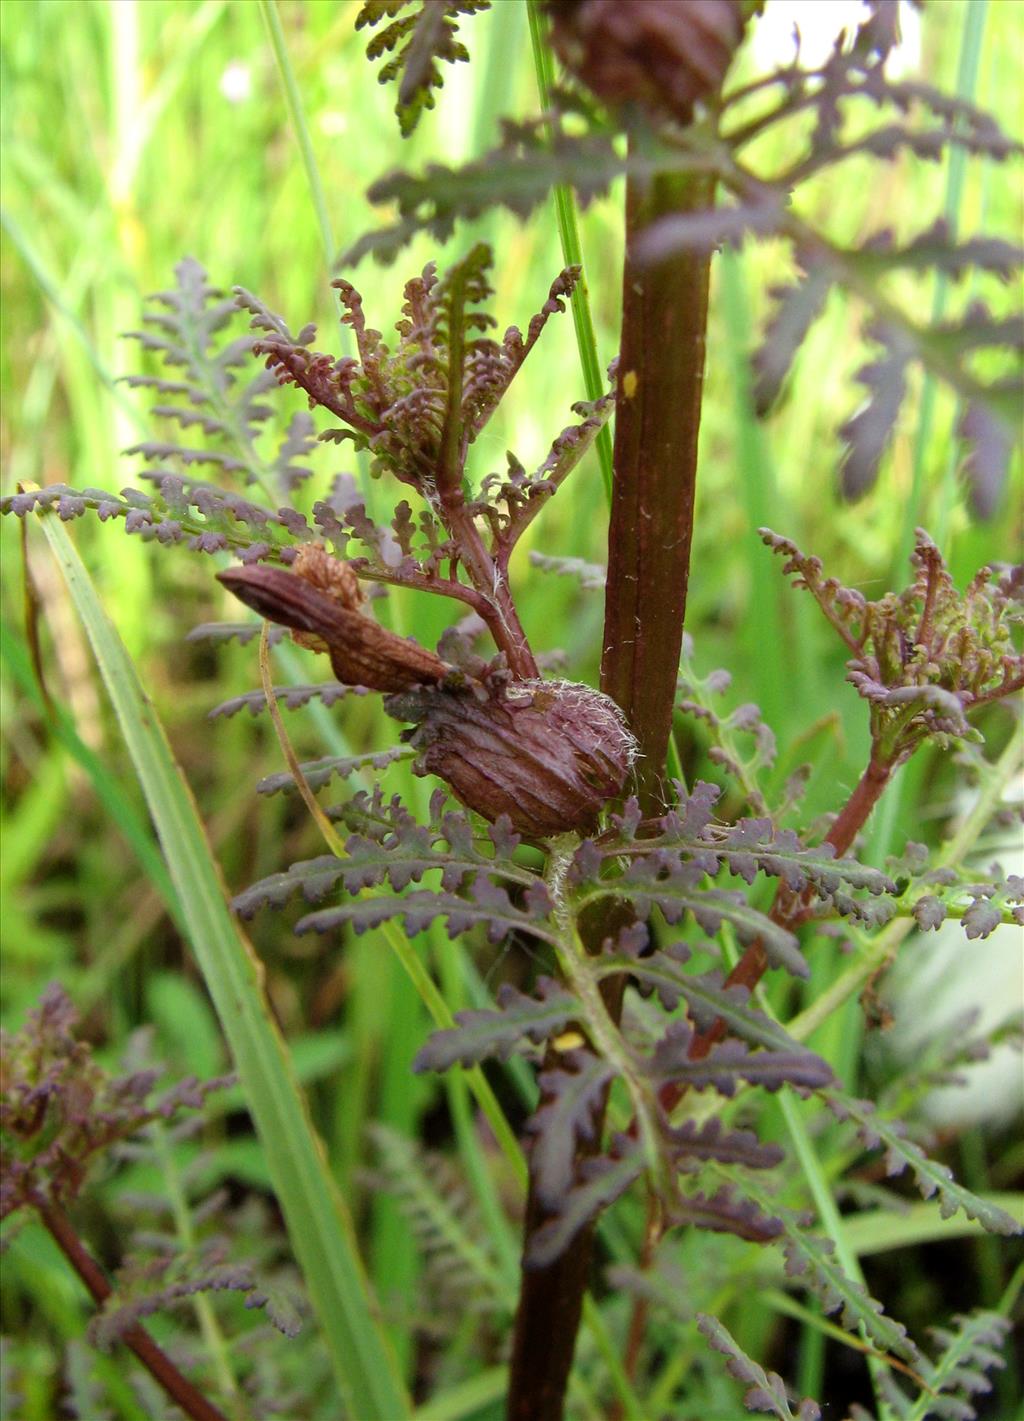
[
  {"xmin": 686, "ymin": 748, "xmax": 895, "ymax": 1067},
  {"xmin": 37, "ymin": 1196, "xmax": 229, "ymax": 1421}
]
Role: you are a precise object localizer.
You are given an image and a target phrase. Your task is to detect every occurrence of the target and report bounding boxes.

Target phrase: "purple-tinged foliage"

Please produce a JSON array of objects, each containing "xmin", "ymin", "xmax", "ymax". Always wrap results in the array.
[
  {"xmin": 838, "ymin": 324, "xmax": 912, "ymax": 499},
  {"xmin": 356, "ymin": 0, "xmax": 489, "ymax": 137},
  {"xmin": 666, "ymin": 1119, "xmax": 783, "ymax": 1173},
  {"xmin": 761, "ymin": 527, "xmax": 1024, "ymax": 761},
  {"xmin": 255, "ymin": 746, "xmax": 413, "ymax": 797},
  {"xmin": 186, "ymin": 620, "xmax": 287, "ymax": 648},
  {"xmin": 87, "ymin": 1246, "xmax": 297, "ymax": 1352},
  {"xmin": 412, "ymin": 979, "xmax": 579, "ymax": 1072},
  {"xmin": 608, "ymin": 965, "xmax": 832, "ymax": 1074},
  {"xmin": 470, "ymin": 383, "xmax": 615, "ymax": 561},
  {"xmin": 237, "ymin": 246, "xmax": 578, "ymax": 502},
  {"xmin": 235, "ymin": 793, "xmax": 537, "ymax": 917},
  {"xmin": 526, "ymin": 1141, "xmax": 644, "ymax": 1269},
  {"xmin": 669, "ymin": 1187, "xmax": 782, "ymax": 1244},
  {"xmin": 527, "ymin": 1050, "xmax": 615, "ymax": 1207},
  {"xmin": 0, "ymin": 987, "xmax": 228, "ymax": 1220},
  {"xmin": 759, "ymin": 1197, "xmax": 923, "ymax": 1365},
  {"xmin": 910, "ymin": 1310, "xmax": 1011, "ymax": 1421},
  {"xmin": 208, "ymin": 681, "xmax": 366, "ymax": 720},
  {"xmin": 0, "ymin": 478, "xmax": 301, "ymax": 562},
  {"xmin": 341, "ymin": 115, "xmax": 634, "ymax": 266},
  {"xmin": 648, "ymin": 1020, "xmax": 831, "ymax": 1098},
  {"xmin": 912, "ymin": 894, "xmax": 947, "ymax": 932},
  {"xmin": 752, "ymin": 261, "xmax": 833, "ymax": 417},
  {"xmin": 528, "ymin": 550, "xmax": 606, "ymax": 591},
  {"xmin": 4, "ymin": 8, "xmax": 1019, "ymax": 1415},
  {"xmin": 676, "ymin": 655, "xmax": 780, "ymax": 816},
  {"xmin": 349, "ymin": 0, "xmax": 1021, "ymax": 496},
  {"xmin": 824, "ymin": 1091, "xmax": 1022, "ymax": 1235},
  {"xmin": 697, "ymin": 1313, "xmax": 821, "ymax": 1420},
  {"xmin": 296, "ymin": 876, "xmax": 556, "ymax": 947}
]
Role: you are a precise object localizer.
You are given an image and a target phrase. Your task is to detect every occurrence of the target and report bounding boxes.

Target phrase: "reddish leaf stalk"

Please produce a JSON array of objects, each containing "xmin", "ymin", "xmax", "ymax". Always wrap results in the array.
[
  {"xmin": 686, "ymin": 745, "xmax": 896, "ymax": 1067},
  {"xmin": 441, "ymin": 493, "xmax": 539, "ymax": 679},
  {"xmin": 506, "ymin": 167, "xmax": 714, "ymax": 1421},
  {"xmin": 36, "ymin": 1195, "xmax": 229, "ymax": 1421}
]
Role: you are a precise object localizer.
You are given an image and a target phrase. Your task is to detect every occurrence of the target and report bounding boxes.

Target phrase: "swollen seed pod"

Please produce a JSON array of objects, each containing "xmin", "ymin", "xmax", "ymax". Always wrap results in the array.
[{"xmin": 386, "ymin": 678, "xmax": 636, "ymax": 838}]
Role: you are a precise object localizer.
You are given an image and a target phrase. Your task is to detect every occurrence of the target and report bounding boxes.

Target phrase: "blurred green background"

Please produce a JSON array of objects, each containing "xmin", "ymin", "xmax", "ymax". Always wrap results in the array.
[{"xmin": 1, "ymin": 2, "xmax": 1021, "ymax": 1417}]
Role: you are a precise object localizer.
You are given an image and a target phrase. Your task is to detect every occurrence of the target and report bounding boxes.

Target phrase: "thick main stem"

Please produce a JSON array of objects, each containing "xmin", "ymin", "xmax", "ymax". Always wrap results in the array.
[
  {"xmin": 37, "ymin": 1197, "xmax": 229, "ymax": 1421},
  {"xmin": 506, "ymin": 167, "xmax": 714, "ymax": 1421}
]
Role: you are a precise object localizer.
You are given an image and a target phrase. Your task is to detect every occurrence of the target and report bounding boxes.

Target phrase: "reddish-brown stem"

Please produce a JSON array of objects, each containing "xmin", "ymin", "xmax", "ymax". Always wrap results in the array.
[
  {"xmin": 610, "ymin": 1196, "xmax": 664, "ymax": 1421},
  {"xmin": 428, "ymin": 261, "xmax": 539, "ymax": 680},
  {"xmin": 36, "ymin": 1196, "xmax": 229, "ymax": 1421},
  {"xmin": 684, "ymin": 746, "xmax": 896, "ymax": 1069},
  {"xmin": 600, "ymin": 170, "xmax": 712, "ymax": 806},
  {"xmin": 439, "ymin": 494, "xmax": 539, "ymax": 679},
  {"xmin": 507, "ymin": 164, "xmax": 714, "ymax": 1421}
]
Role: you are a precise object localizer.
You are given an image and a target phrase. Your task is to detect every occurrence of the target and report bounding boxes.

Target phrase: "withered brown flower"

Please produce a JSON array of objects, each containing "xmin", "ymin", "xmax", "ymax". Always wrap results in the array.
[{"xmin": 217, "ymin": 561, "xmax": 447, "ymax": 692}]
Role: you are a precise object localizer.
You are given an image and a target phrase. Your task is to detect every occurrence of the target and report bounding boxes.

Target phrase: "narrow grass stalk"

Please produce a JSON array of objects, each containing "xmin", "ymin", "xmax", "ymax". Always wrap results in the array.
[
  {"xmin": 892, "ymin": 0, "xmax": 987, "ymax": 583},
  {"xmin": 526, "ymin": 0, "xmax": 613, "ymax": 505},
  {"xmin": 35, "ymin": 507, "xmax": 411, "ymax": 1421},
  {"xmin": 258, "ymin": 0, "xmax": 335, "ymax": 265},
  {"xmin": 717, "ymin": 246, "xmax": 799, "ymax": 736}
]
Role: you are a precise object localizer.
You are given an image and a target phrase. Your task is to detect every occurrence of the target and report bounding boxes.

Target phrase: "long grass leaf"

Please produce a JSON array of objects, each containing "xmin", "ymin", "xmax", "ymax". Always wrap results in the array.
[{"xmin": 34, "ymin": 507, "xmax": 411, "ymax": 1420}]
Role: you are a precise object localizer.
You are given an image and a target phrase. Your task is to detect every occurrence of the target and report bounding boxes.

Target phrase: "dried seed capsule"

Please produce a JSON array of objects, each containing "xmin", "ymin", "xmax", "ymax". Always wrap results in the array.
[
  {"xmin": 386, "ymin": 678, "xmax": 636, "ymax": 838},
  {"xmin": 547, "ymin": 0, "xmax": 746, "ymax": 122}
]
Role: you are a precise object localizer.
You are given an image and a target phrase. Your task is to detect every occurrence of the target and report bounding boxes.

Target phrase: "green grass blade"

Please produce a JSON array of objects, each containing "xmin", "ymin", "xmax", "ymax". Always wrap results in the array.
[
  {"xmin": 34, "ymin": 509, "xmax": 411, "ymax": 1421},
  {"xmin": 258, "ymin": 0, "xmax": 336, "ymax": 267},
  {"xmin": 527, "ymin": 0, "xmax": 613, "ymax": 505},
  {"xmin": 893, "ymin": 0, "xmax": 987, "ymax": 582},
  {"xmin": 842, "ymin": 1195, "xmax": 1024, "ymax": 1257}
]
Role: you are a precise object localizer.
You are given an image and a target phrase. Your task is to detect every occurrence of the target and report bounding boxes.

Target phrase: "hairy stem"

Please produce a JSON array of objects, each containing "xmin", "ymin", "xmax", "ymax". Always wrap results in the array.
[
  {"xmin": 37, "ymin": 1196, "xmax": 229, "ymax": 1421},
  {"xmin": 507, "ymin": 164, "xmax": 714, "ymax": 1421},
  {"xmin": 440, "ymin": 496, "xmax": 539, "ymax": 679}
]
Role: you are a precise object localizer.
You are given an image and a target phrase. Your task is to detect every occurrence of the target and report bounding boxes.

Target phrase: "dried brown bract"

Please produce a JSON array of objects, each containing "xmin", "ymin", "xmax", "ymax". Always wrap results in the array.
[{"xmin": 218, "ymin": 564, "xmax": 447, "ymax": 693}]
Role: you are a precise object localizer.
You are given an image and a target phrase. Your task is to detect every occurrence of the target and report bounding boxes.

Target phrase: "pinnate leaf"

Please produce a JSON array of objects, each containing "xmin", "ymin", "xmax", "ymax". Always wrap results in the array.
[{"xmin": 412, "ymin": 979, "xmax": 578, "ymax": 1072}]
